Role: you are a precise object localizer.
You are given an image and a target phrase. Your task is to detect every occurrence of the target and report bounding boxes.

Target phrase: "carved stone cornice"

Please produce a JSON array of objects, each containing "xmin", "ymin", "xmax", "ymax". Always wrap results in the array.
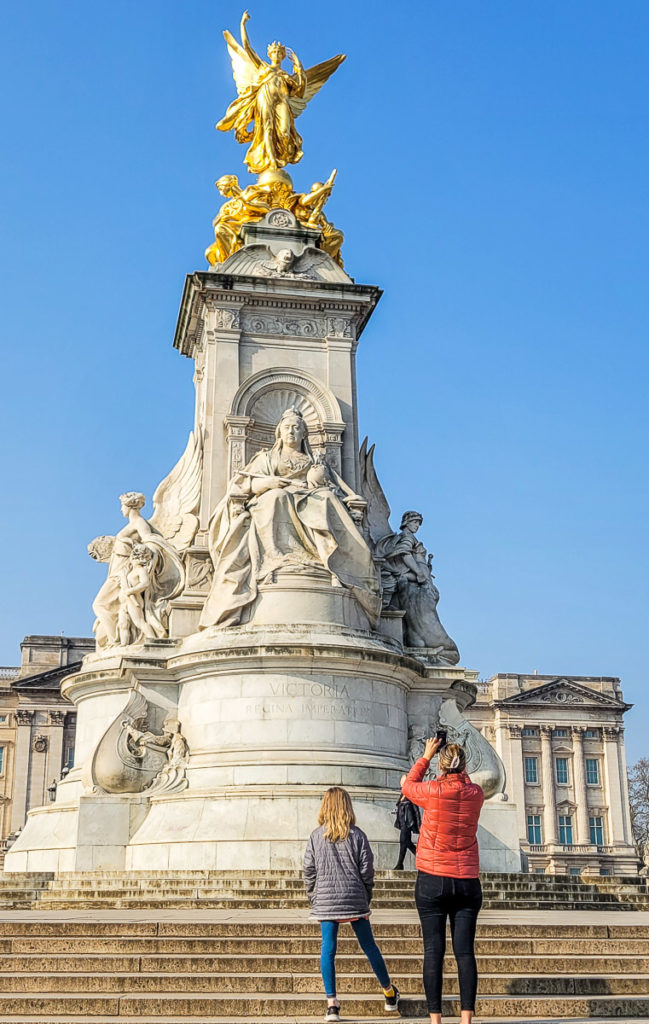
[
  {"xmin": 48, "ymin": 710, "xmax": 66, "ymax": 726},
  {"xmin": 508, "ymin": 725, "xmax": 523, "ymax": 738},
  {"xmin": 15, "ymin": 710, "xmax": 34, "ymax": 726}
]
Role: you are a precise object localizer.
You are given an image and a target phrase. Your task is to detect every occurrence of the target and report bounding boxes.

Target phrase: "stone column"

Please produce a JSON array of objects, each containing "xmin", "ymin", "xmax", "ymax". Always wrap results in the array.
[
  {"xmin": 505, "ymin": 723, "xmax": 526, "ymax": 838},
  {"xmin": 325, "ymin": 332, "xmax": 359, "ymax": 490},
  {"xmin": 540, "ymin": 725, "xmax": 557, "ymax": 845},
  {"xmin": 571, "ymin": 726, "xmax": 589, "ymax": 844},
  {"xmin": 47, "ymin": 711, "xmax": 66, "ymax": 783},
  {"xmin": 10, "ymin": 710, "xmax": 33, "ymax": 832},
  {"xmin": 617, "ymin": 727, "xmax": 633, "ymax": 845},
  {"xmin": 603, "ymin": 725, "xmax": 626, "ymax": 847}
]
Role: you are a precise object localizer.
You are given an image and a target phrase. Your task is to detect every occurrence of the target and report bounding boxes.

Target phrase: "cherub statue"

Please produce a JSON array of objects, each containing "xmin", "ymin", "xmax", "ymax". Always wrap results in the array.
[
  {"xmin": 116, "ymin": 544, "xmax": 160, "ymax": 647},
  {"xmin": 217, "ymin": 10, "xmax": 345, "ymax": 175},
  {"xmin": 88, "ymin": 431, "xmax": 202, "ymax": 649}
]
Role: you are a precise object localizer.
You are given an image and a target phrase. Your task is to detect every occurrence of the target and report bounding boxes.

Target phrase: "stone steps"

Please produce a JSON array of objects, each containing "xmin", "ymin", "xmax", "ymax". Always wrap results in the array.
[
  {"xmin": 0, "ymin": 919, "xmax": 648, "ymax": 1018},
  {"xmin": 1, "ymin": 952, "xmax": 648, "ymax": 974},
  {"xmin": 0, "ymin": 992, "xmax": 648, "ymax": 1018},
  {"xmin": 0, "ymin": 869, "xmax": 646, "ymax": 910},
  {"xmin": 0, "ymin": 970, "xmax": 648, "ymax": 995},
  {"xmin": 1, "ymin": 871, "xmax": 646, "ymax": 916}
]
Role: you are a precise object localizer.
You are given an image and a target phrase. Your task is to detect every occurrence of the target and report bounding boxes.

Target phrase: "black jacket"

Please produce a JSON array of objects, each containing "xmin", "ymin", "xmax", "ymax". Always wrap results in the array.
[{"xmin": 394, "ymin": 796, "xmax": 421, "ymax": 833}]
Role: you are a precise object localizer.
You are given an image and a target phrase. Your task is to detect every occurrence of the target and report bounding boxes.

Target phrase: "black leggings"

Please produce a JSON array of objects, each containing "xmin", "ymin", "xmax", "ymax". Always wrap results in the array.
[
  {"xmin": 396, "ymin": 828, "xmax": 417, "ymax": 867},
  {"xmin": 414, "ymin": 872, "xmax": 482, "ymax": 1013}
]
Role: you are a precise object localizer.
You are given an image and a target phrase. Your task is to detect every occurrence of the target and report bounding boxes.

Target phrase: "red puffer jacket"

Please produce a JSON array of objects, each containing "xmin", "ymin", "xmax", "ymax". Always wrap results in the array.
[{"xmin": 402, "ymin": 758, "xmax": 484, "ymax": 878}]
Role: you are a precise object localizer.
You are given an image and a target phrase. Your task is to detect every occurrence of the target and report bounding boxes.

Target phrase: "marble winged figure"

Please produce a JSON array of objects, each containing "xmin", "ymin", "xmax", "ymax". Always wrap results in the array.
[
  {"xmin": 359, "ymin": 438, "xmax": 460, "ymax": 663},
  {"xmin": 88, "ymin": 430, "xmax": 203, "ymax": 649},
  {"xmin": 217, "ymin": 10, "xmax": 345, "ymax": 175},
  {"xmin": 199, "ymin": 409, "xmax": 380, "ymax": 630}
]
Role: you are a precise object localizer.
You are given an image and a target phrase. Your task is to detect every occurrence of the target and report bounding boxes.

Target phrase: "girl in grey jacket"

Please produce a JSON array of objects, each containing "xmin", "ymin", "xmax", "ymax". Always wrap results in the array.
[{"xmin": 303, "ymin": 786, "xmax": 400, "ymax": 1022}]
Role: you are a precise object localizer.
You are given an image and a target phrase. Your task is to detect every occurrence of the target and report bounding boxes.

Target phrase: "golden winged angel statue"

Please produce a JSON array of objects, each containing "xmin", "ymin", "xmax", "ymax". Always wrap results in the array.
[{"xmin": 217, "ymin": 10, "xmax": 345, "ymax": 175}]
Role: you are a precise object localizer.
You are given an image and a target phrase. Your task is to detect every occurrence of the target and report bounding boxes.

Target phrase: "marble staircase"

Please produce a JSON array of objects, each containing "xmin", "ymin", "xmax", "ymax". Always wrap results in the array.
[{"xmin": 0, "ymin": 917, "xmax": 648, "ymax": 1020}]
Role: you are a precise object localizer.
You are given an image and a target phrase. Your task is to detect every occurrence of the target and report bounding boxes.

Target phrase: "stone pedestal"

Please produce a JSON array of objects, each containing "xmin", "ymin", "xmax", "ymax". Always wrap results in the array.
[
  {"xmin": 6, "ymin": 607, "xmax": 514, "ymax": 871},
  {"xmin": 5, "ymin": 211, "xmax": 522, "ymax": 876}
]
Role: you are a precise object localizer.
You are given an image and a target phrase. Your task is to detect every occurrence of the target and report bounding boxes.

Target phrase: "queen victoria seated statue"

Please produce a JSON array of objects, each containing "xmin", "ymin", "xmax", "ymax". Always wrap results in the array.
[{"xmin": 199, "ymin": 408, "xmax": 381, "ymax": 630}]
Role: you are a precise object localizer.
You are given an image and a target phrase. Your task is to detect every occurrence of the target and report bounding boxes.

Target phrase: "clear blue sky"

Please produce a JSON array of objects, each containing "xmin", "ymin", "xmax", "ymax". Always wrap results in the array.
[{"xmin": 1, "ymin": 2, "xmax": 647, "ymax": 762}]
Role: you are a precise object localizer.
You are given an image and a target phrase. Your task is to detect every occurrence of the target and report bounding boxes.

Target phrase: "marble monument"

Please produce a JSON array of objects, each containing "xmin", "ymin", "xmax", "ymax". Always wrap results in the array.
[{"xmin": 6, "ymin": 13, "xmax": 520, "ymax": 873}]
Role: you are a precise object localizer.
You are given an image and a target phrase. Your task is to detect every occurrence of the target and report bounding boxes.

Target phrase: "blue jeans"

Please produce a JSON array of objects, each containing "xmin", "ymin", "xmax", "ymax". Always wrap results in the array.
[{"xmin": 320, "ymin": 918, "xmax": 391, "ymax": 998}]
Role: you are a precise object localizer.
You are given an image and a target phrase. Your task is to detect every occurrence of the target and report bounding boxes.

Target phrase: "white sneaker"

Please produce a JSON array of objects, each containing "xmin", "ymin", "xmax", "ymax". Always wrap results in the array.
[{"xmin": 384, "ymin": 984, "xmax": 401, "ymax": 1011}]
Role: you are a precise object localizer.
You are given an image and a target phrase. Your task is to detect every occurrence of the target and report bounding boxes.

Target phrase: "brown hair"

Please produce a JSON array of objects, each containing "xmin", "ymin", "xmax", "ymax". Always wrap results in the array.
[
  {"xmin": 438, "ymin": 743, "xmax": 466, "ymax": 774},
  {"xmin": 318, "ymin": 787, "xmax": 356, "ymax": 842}
]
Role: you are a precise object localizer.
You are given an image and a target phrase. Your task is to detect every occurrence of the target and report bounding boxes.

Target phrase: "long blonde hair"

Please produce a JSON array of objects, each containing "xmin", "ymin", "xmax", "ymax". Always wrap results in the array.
[
  {"xmin": 318, "ymin": 787, "xmax": 356, "ymax": 842},
  {"xmin": 438, "ymin": 743, "xmax": 466, "ymax": 774}
]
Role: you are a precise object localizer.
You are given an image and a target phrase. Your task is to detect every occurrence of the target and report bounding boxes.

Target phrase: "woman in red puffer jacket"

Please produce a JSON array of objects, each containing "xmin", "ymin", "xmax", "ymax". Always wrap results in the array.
[{"xmin": 402, "ymin": 737, "xmax": 484, "ymax": 1024}]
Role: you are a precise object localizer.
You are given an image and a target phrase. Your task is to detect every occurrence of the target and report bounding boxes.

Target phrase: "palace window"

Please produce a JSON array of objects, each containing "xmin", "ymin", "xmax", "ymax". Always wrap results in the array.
[
  {"xmin": 554, "ymin": 729, "xmax": 568, "ymax": 737},
  {"xmin": 65, "ymin": 745, "xmax": 75, "ymax": 770},
  {"xmin": 522, "ymin": 727, "xmax": 537, "ymax": 736},
  {"xmin": 584, "ymin": 729, "xmax": 599, "ymax": 738},
  {"xmin": 589, "ymin": 816, "xmax": 605, "ymax": 846},
  {"xmin": 0, "ymin": 715, "xmax": 6, "ymax": 723},
  {"xmin": 0, "ymin": 746, "xmax": 3, "ymax": 774},
  {"xmin": 556, "ymin": 758, "xmax": 569, "ymax": 785},
  {"xmin": 570, "ymin": 867, "xmax": 582, "ymax": 875},
  {"xmin": 585, "ymin": 758, "xmax": 599, "ymax": 784},
  {"xmin": 559, "ymin": 815, "xmax": 573, "ymax": 844},
  {"xmin": 524, "ymin": 757, "xmax": 538, "ymax": 783},
  {"xmin": 527, "ymin": 814, "xmax": 542, "ymax": 844}
]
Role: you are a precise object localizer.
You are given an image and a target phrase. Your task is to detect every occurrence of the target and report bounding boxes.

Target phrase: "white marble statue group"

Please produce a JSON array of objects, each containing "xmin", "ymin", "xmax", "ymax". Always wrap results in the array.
[{"xmin": 88, "ymin": 408, "xmax": 459, "ymax": 663}]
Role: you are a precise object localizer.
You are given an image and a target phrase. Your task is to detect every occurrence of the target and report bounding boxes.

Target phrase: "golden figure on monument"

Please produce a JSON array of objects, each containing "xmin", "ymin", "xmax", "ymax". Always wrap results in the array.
[
  {"xmin": 217, "ymin": 10, "xmax": 345, "ymax": 176},
  {"xmin": 206, "ymin": 12, "xmax": 346, "ymax": 268},
  {"xmin": 205, "ymin": 169, "xmax": 344, "ymax": 267}
]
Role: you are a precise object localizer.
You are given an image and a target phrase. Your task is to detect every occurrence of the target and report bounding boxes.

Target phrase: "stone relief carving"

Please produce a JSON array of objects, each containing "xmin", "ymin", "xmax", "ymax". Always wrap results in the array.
[
  {"xmin": 539, "ymin": 690, "xmax": 585, "ymax": 704},
  {"xmin": 85, "ymin": 690, "xmax": 189, "ymax": 795},
  {"xmin": 185, "ymin": 553, "xmax": 215, "ymax": 593},
  {"xmin": 32, "ymin": 735, "xmax": 48, "ymax": 753},
  {"xmin": 407, "ymin": 701, "xmax": 507, "ymax": 800},
  {"xmin": 327, "ymin": 316, "xmax": 353, "ymax": 338},
  {"xmin": 217, "ymin": 244, "xmax": 350, "ymax": 284},
  {"xmin": 16, "ymin": 710, "xmax": 34, "ymax": 726},
  {"xmin": 214, "ymin": 307, "xmax": 241, "ymax": 330},
  {"xmin": 48, "ymin": 710, "xmax": 66, "ymax": 726},
  {"xmin": 88, "ymin": 431, "xmax": 202, "ymax": 650},
  {"xmin": 358, "ymin": 439, "xmax": 459, "ymax": 663},
  {"xmin": 199, "ymin": 407, "xmax": 379, "ymax": 630},
  {"xmin": 439, "ymin": 700, "xmax": 506, "ymax": 800},
  {"xmin": 241, "ymin": 311, "xmax": 325, "ymax": 338}
]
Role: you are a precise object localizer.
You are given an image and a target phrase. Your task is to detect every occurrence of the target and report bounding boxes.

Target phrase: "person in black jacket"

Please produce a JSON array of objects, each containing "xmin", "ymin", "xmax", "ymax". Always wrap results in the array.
[{"xmin": 393, "ymin": 773, "xmax": 421, "ymax": 870}]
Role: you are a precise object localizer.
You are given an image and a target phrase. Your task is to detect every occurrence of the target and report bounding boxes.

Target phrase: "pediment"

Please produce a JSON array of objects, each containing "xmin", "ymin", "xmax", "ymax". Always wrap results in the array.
[{"xmin": 498, "ymin": 677, "xmax": 627, "ymax": 710}]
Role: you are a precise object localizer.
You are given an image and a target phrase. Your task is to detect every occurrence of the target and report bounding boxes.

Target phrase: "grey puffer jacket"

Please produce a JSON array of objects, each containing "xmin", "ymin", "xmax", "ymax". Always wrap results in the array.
[{"xmin": 303, "ymin": 824, "xmax": 374, "ymax": 920}]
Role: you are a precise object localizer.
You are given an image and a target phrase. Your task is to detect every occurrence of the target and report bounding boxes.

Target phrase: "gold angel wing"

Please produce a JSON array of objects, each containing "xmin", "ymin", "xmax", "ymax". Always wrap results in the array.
[
  {"xmin": 222, "ymin": 29, "xmax": 263, "ymax": 93},
  {"xmin": 149, "ymin": 429, "xmax": 203, "ymax": 554},
  {"xmin": 289, "ymin": 54, "xmax": 346, "ymax": 116}
]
